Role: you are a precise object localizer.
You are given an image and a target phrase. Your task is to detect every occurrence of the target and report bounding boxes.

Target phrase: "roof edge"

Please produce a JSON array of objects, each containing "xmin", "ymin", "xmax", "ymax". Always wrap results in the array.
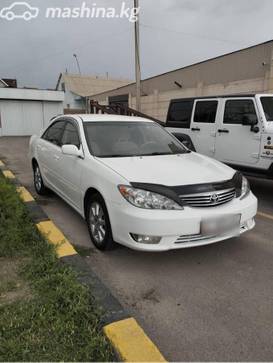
[{"xmin": 89, "ymin": 38, "xmax": 273, "ymax": 99}]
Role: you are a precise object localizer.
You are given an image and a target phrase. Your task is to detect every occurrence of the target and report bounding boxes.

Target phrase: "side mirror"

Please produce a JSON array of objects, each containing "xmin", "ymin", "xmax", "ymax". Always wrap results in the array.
[
  {"xmin": 242, "ymin": 115, "xmax": 260, "ymax": 133},
  {"xmin": 62, "ymin": 144, "xmax": 84, "ymax": 158},
  {"xmin": 251, "ymin": 125, "xmax": 260, "ymax": 133},
  {"xmin": 242, "ymin": 115, "xmax": 258, "ymax": 126}
]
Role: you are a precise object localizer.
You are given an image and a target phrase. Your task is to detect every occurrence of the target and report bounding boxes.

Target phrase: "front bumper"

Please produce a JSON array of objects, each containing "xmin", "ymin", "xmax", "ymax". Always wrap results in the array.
[{"xmin": 107, "ymin": 192, "xmax": 258, "ymax": 252}]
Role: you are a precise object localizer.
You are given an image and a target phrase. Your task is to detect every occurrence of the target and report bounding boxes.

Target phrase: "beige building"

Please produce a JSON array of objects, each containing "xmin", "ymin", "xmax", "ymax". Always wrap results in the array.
[
  {"xmin": 56, "ymin": 73, "xmax": 131, "ymax": 111},
  {"xmin": 89, "ymin": 40, "xmax": 273, "ymax": 122}
]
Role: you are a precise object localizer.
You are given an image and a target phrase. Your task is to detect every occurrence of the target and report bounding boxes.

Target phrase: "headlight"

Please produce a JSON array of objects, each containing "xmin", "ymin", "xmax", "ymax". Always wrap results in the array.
[
  {"xmin": 118, "ymin": 185, "xmax": 183, "ymax": 210},
  {"xmin": 240, "ymin": 176, "xmax": 250, "ymax": 200}
]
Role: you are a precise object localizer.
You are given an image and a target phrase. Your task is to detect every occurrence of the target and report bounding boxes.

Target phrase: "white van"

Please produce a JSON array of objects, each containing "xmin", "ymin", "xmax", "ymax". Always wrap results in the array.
[{"xmin": 166, "ymin": 94, "xmax": 273, "ymax": 179}]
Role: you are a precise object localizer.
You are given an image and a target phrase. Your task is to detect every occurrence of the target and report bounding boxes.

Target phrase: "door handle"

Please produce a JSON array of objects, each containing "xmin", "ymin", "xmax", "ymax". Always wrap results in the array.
[
  {"xmin": 191, "ymin": 127, "xmax": 200, "ymax": 131},
  {"xmin": 218, "ymin": 129, "xmax": 230, "ymax": 134}
]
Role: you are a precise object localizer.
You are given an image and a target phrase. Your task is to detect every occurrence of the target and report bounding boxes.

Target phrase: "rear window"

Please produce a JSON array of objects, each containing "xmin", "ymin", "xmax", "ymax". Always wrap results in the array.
[
  {"xmin": 167, "ymin": 100, "xmax": 193, "ymax": 128},
  {"xmin": 194, "ymin": 101, "xmax": 218, "ymax": 123}
]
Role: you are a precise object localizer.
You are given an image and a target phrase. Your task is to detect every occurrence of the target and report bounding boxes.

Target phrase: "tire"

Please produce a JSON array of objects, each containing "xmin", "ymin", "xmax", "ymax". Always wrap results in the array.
[
  {"xmin": 33, "ymin": 163, "xmax": 47, "ymax": 195},
  {"xmin": 86, "ymin": 193, "xmax": 115, "ymax": 251}
]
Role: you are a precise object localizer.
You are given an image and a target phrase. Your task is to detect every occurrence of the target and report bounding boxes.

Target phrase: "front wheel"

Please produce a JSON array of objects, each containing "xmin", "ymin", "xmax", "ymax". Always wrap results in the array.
[
  {"xmin": 33, "ymin": 163, "xmax": 47, "ymax": 195},
  {"xmin": 86, "ymin": 194, "xmax": 115, "ymax": 250}
]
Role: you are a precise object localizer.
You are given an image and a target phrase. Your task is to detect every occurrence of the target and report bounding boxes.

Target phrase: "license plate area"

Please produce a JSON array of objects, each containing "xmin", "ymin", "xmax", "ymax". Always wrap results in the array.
[{"xmin": 201, "ymin": 214, "xmax": 241, "ymax": 237}]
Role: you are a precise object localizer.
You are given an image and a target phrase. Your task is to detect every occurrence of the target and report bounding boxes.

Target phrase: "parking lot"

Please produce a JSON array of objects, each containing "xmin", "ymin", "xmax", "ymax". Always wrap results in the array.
[{"xmin": 1, "ymin": 136, "xmax": 273, "ymax": 361}]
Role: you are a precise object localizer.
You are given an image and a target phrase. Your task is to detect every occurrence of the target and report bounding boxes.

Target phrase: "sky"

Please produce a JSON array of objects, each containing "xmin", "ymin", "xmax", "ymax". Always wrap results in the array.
[{"xmin": 1, "ymin": 0, "xmax": 273, "ymax": 89}]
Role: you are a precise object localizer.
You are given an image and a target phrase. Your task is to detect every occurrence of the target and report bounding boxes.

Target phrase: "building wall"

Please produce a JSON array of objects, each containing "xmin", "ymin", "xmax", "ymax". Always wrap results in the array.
[
  {"xmin": 92, "ymin": 41, "xmax": 273, "ymax": 122},
  {"xmin": 0, "ymin": 100, "xmax": 63, "ymax": 136},
  {"xmin": 130, "ymin": 76, "xmax": 266, "ymax": 121},
  {"xmin": 64, "ymin": 89, "xmax": 85, "ymax": 109}
]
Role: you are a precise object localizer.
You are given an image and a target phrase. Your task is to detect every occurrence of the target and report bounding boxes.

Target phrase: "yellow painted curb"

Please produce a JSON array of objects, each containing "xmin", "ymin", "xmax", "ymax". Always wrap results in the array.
[
  {"xmin": 36, "ymin": 220, "xmax": 77, "ymax": 258},
  {"xmin": 3, "ymin": 170, "xmax": 15, "ymax": 179},
  {"xmin": 103, "ymin": 318, "xmax": 166, "ymax": 362},
  {"xmin": 257, "ymin": 211, "xmax": 273, "ymax": 221},
  {"xmin": 17, "ymin": 186, "xmax": 35, "ymax": 203},
  {"xmin": 0, "ymin": 160, "xmax": 4, "ymax": 167}
]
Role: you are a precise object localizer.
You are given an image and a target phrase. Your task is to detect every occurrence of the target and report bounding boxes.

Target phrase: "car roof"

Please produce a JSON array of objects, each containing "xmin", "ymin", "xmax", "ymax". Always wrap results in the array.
[
  {"xmin": 63, "ymin": 114, "xmax": 155, "ymax": 123},
  {"xmin": 169, "ymin": 93, "xmax": 273, "ymax": 103}
]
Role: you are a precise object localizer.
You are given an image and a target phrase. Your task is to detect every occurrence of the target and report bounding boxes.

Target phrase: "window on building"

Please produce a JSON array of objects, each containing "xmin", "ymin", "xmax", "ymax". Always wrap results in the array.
[
  {"xmin": 194, "ymin": 101, "xmax": 218, "ymax": 123},
  {"xmin": 61, "ymin": 122, "xmax": 80, "ymax": 149},
  {"xmin": 167, "ymin": 100, "xmax": 194, "ymax": 128},
  {"xmin": 224, "ymin": 100, "xmax": 258, "ymax": 125}
]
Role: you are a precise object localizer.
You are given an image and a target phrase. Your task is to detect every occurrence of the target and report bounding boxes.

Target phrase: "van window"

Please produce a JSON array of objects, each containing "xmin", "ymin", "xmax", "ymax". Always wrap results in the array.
[
  {"xmin": 261, "ymin": 97, "xmax": 273, "ymax": 121},
  {"xmin": 224, "ymin": 100, "xmax": 257, "ymax": 125},
  {"xmin": 167, "ymin": 100, "xmax": 193, "ymax": 128},
  {"xmin": 194, "ymin": 101, "xmax": 218, "ymax": 123}
]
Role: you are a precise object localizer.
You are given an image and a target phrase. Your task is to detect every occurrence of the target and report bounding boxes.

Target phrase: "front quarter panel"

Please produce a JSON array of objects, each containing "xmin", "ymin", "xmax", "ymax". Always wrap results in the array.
[{"xmin": 80, "ymin": 155, "xmax": 129, "ymax": 217}]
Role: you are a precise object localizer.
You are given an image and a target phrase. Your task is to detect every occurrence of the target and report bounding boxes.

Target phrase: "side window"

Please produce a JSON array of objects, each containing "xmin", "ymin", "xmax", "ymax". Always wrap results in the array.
[
  {"xmin": 167, "ymin": 100, "xmax": 194, "ymax": 128},
  {"xmin": 61, "ymin": 122, "xmax": 80, "ymax": 149},
  {"xmin": 42, "ymin": 121, "xmax": 65, "ymax": 146},
  {"xmin": 224, "ymin": 100, "xmax": 258, "ymax": 125},
  {"xmin": 194, "ymin": 101, "xmax": 218, "ymax": 123}
]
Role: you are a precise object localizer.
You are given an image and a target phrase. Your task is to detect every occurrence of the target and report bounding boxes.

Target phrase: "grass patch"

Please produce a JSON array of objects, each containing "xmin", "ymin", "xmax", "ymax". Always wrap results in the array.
[{"xmin": 0, "ymin": 174, "xmax": 114, "ymax": 362}]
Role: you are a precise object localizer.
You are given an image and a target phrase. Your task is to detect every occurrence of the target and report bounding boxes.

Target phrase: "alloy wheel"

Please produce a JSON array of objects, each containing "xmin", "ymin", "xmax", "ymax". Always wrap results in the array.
[
  {"xmin": 34, "ymin": 166, "xmax": 42, "ymax": 192},
  {"xmin": 89, "ymin": 202, "xmax": 106, "ymax": 244}
]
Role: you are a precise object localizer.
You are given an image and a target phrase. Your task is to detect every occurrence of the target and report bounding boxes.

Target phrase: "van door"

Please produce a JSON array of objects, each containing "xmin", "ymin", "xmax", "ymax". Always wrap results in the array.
[
  {"xmin": 189, "ymin": 99, "xmax": 218, "ymax": 157},
  {"xmin": 215, "ymin": 98, "xmax": 261, "ymax": 165},
  {"xmin": 166, "ymin": 99, "xmax": 194, "ymax": 135}
]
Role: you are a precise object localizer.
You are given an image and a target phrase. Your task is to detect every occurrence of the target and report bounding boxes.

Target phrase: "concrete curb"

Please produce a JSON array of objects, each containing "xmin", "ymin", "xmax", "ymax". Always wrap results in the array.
[{"xmin": 0, "ymin": 161, "xmax": 166, "ymax": 362}]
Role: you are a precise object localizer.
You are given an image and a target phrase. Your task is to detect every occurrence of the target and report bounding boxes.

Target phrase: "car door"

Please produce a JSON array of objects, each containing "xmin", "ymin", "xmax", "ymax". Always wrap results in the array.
[
  {"xmin": 38, "ymin": 120, "xmax": 66, "ymax": 187},
  {"xmin": 57, "ymin": 119, "xmax": 83, "ymax": 210},
  {"xmin": 215, "ymin": 98, "xmax": 261, "ymax": 165},
  {"xmin": 189, "ymin": 99, "xmax": 219, "ymax": 157}
]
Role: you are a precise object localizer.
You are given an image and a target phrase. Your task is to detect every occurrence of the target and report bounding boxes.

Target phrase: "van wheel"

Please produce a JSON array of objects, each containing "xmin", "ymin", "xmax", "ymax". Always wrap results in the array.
[
  {"xmin": 33, "ymin": 163, "xmax": 47, "ymax": 195},
  {"xmin": 86, "ymin": 194, "xmax": 115, "ymax": 251}
]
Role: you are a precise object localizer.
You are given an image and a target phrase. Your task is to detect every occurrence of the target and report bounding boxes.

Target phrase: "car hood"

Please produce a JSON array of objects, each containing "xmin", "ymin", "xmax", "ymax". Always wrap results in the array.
[{"xmin": 97, "ymin": 152, "xmax": 235, "ymax": 186}]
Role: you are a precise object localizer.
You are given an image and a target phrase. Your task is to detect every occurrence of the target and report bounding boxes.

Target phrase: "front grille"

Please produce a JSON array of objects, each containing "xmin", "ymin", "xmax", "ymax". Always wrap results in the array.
[
  {"xmin": 180, "ymin": 188, "xmax": 236, "ymax": 208},
  {"xmin": 175, "ymin": 234, "xmax": 214, "ymax": 244}
]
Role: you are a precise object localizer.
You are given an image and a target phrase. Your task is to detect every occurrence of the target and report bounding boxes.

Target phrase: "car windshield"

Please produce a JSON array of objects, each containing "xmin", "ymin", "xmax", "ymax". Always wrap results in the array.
[
  {"xmin": 261, "ymin": 97, "xmax": 273, "ymax": 121},
  {"xmin": 84, "ymin": 121, "xmax": 188, "ymax": 158}
]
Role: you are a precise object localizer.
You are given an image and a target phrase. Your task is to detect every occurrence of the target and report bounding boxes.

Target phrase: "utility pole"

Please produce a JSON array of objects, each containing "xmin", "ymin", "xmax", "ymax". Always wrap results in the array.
[
  {"xmin": 73, "ymin": 53, "xmax": 82, "ymax": 75},
  {"xmin": 134, "ymin": 0, "xmax": 141, "ymax": 111}
]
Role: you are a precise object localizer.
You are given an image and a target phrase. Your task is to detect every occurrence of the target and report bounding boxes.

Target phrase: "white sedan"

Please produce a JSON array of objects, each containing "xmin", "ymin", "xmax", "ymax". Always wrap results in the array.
[{"xmin": 29, "ymin": 114, "xmax": 257, "ymax": 252}]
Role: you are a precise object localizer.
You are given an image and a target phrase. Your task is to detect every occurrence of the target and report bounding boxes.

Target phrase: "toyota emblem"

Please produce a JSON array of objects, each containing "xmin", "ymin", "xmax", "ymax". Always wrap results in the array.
[{"xmin": 210, "ymin": 193, "xmax": 219, "ymax": 204}]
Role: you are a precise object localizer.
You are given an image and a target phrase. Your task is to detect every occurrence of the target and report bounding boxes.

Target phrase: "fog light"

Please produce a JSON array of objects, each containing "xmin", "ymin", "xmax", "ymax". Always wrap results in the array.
[{"xmin": 130, "ymin": 233, "xmax": 161, "ymax": 244}]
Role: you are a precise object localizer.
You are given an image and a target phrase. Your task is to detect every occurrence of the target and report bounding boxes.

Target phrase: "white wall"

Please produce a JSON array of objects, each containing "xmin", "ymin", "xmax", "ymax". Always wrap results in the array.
[
  {"xmin": 0, "ymin": 100, "xmax": 63, "ymax": 136},
  {"xmin": 64, "ymin": 90, "xmax": 85, "ymax": 109}
]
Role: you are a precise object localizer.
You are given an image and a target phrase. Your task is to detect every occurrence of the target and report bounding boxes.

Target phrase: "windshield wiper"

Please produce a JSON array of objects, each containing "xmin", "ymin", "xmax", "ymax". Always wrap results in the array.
[
  {"xmin": 141, "ymin": 151, "xmax": 189, "ymax": 156},
  {"xmin": 97, "ymin": 154, "xmax": 138, "ymax": 158},
  {"xmin": 142, "ymin": 152, "xmax": 172, "ymax": 156}
]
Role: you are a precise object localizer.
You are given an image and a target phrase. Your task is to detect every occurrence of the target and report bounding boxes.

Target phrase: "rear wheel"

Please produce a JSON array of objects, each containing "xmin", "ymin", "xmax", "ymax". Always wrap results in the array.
[
  {"xmin": 33, "ymin": 163, "xmax": 47, "ymax": 195},
  {"xmin": 86, "ymin": 193, "xmax": 115, "ymax": 250}
]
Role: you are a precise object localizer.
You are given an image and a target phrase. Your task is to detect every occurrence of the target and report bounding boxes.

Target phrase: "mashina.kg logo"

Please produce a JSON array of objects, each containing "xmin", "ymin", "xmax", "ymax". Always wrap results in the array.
[{"xmin": 0, "ymin": 2, "xmax": 39, "ymax": 21}]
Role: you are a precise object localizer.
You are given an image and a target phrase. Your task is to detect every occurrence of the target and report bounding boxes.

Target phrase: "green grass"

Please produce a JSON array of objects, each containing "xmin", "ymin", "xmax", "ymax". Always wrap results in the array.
[{"xmin": 0, "ymin": 174, "xmax": 114, "ymax": 362}]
